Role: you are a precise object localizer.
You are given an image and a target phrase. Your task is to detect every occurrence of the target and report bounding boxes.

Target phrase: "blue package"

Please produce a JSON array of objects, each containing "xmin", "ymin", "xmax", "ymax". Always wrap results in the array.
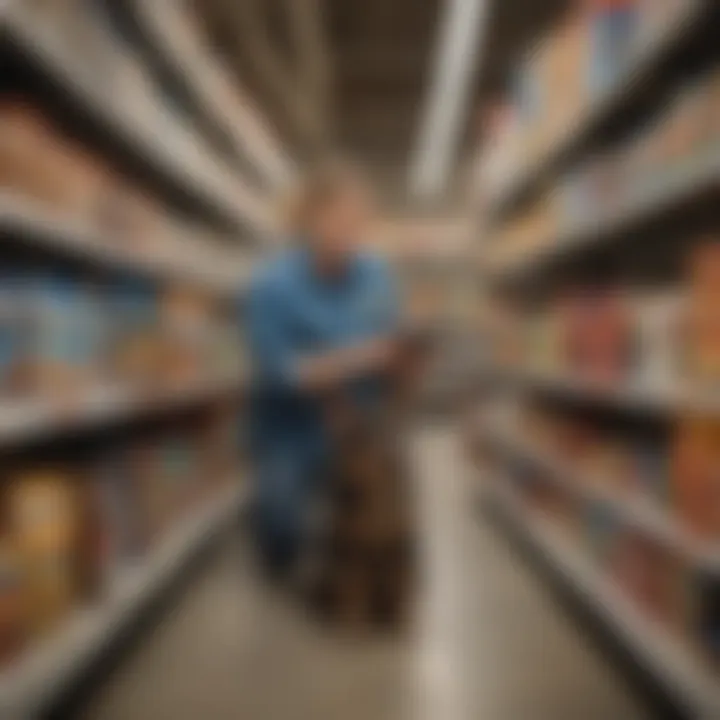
[
  {"xmin": 588, "ymin": 2, "xmax": 640, "ymax": 98},
  {"xmin": 0, "ymin": 273, "xmax": 26, "ymax": 396}
]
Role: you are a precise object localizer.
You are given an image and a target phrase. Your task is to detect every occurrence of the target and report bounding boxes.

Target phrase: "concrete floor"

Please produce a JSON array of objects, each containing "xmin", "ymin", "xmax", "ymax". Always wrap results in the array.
[{"xmin": 80, "ymin": 426, "xmax": 650, "ymax": 720}]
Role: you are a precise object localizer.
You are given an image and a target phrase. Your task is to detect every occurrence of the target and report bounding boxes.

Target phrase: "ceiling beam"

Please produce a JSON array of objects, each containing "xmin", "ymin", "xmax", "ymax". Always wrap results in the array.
[
  {"xmin": 205, "ymin": 0, "xmax": 328, "ymax": 153},
  {"xmin": 284, "ymin": 0, "xmax": 334, "ymax": 141}
]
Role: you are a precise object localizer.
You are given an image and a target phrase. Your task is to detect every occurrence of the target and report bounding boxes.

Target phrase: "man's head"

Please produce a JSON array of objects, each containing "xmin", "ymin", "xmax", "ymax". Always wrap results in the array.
[{"xmin": 288, "ymin": 158, "xmax": 374, "ymax": 272}]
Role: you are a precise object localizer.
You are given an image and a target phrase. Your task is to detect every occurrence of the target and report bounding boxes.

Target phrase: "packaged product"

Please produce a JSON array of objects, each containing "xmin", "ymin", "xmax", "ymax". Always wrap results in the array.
[
  {"xmin": 23, "ymin": 273, "xmax": 90, "ymax": 401},
  {"xmin": 630, "ymin": 290, "xmax": 684, "ymax": 387},
  {"xmin": 685, "ymin": 240, "xmax": 720, "ymax": 382},
  {"xmin": 73, "ymin": 472, "xmax": 107, "ymax": 602},
  {"xmin": 0, "ymin": 273, "xmax": 29, "ymax": 400},
  {"xmin": 693, "ymin": 574, "xmax": 720, "ymax": 669},
  {"xmin": 0, "ymin": 101, "xmax": 102, "ymax": 215},
  {"xmin": 671, "ymin": 418, "xmax": 720, "ymax": 539},
  {"xmin": 631, "ymin": 442, "xmax": 670, "ymax": 507},
  {"xmin": 547, "ymin": 7, "xmax": 590, "ymax": 132},
  {"xmin": 159, "ymin": 285, "xmax": 214, "ymax": 387},
  {"xmin": 637, "ymin": 0, "xmax": 691, "ymax": 38},
  {"xmin": 586, "ymin": 0, "xmax": 640, "ymax": 98},
  {"xmin": 664, "ymin": 82, "xmax": 714, "ymax": 166},
  {"xmin": 159, "ymin": 432, "xmax": 197, "ymax": 523},
  {"xmin": 584, "ymin": 501, "xmax": 619, "ymax": 567},
  {"xmin": 561, "ymin": 286, "xmax": 635, "ymax": 382},
  {"xmin": 126, "ymin": 439, "xmax": 167, "ymax": 545},
  {"xmin": 201, "ymin": 406, "xmax": 241, "ymax": 482},
  {"xmin": 0, "ymin": 538, "xmax": 27, "ymax": 667},
  {"xmin": 591, "ymin": 439, "xmax": 635, "ymax": 493},
  {"xmin": 95, "ymin": 453, "xmax": 135, "ymax": 572},
  {"xmin": 110, "ymin": 279, "xmax": 161, "ymax": 387},
  {"xmin": 97, "ymin": 181, "xmax": 166, "ymax": 254},
  {"xmin": 6, "ymin": 471, "xmax": 78, "ymax": 634},
  {"xmin": 609, "ymin": 528, "xmax": 680, "ymax": 625}
]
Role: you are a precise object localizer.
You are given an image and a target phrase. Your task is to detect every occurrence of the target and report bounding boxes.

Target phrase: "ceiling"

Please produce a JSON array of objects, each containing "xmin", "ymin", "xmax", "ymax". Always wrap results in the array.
[{"xmin": 190, "ymin": 0, "xmax": 567, "ymax": 211}]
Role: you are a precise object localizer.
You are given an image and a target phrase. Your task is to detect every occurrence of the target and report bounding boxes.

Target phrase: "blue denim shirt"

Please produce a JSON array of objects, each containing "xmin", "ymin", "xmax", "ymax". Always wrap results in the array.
[{"xmin": 245, "ymin": 246, "xmax": 399, "ymax": 466}]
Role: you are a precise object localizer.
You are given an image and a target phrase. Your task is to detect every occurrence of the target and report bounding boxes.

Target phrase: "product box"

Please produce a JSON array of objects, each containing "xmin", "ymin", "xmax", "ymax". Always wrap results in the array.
[
  {"xmin": 158, "ymin": 432, "xmax": 197, "ymax": 524},
  {"xmin": 693, "ymin": 574, "xmax": 720, "ymax": 669},
  {"xmin": 23, "ymin": 274, "xmax": 89, "ymax": 400},
  {"xmin": 110, "ymin": 280, "xmax": 161, "ymax": 388},
  {"xmin": 6, "ymin": 471, "xmax": 79, "ymax": 635},
  {"xmin": 561, "ymin": 287, "xmax": 635, "ymax": 382},
  {"xmin": 0, "ymin": 538, "xmax": 27, "ymax": 667},
  {"xmin": 631, "ymin": 442, "xmax": 670, "ymax": 508},
  {"xmin": 586, "ymin": 0, "xmax": 640, "ymax": 98},
  {"xmin": 0, "ymin": 101, "xmax": 103, "ymax": 215},
  {"xmin": 671, "ymin": 418, "xmax": 720, "ymax": 540},
  {"xmin": 630, "ymin": 290, "xmax": 684, "ymax": 387},
  {"xmin": 685, "ymin": 240, "xmax": 720, "ymax": 382},
  {"xmin": 0, "ymin": 273, "xmax": 29, "ymax": 400}
]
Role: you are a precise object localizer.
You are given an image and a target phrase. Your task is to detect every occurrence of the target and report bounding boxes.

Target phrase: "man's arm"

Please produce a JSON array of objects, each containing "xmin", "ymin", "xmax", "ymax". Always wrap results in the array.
[{"xmin": 246, "ymin": 277, "xmax": 397, "ymax": 393}]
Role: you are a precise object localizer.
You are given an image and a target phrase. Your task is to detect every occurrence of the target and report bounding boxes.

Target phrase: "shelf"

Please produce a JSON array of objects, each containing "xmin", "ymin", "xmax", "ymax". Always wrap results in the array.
[
  {"xmin": 479, "ymin": 425, "xmax": 720, "ymax": 573},
  {"xmin": 0, "ymin": 374, "xmax": 246, "ymax": 450},
  {"xmin": 0, "ymin": 194, "xmax": 252, "ymax": 296},
  {"xmin": 488, "ymin": 0, "xmax": 713, "ymax": 225},
  {"xmin": 489, "ymin": 144, "xmax": 720, "ymax": 283},
  {"xmin": 0, "ymin": 484, "xmax": 247, "ymax": 720},
  {"xmin": 486, "ymin": 482, "xmax": 720, "ymax": 720},
  {"xmin": 122, "ymin": 0, "xmax": 293, "ymax": 190},
  {"xmin": 4, "ymin": 4, "xmax": 273, "ymax": 239},
  {"xmin": 484, "ymin": 365, "xmax": 720, "ymax": 417}
]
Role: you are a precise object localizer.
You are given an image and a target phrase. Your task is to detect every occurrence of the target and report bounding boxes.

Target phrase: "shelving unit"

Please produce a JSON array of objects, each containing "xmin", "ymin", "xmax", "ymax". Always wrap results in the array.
[
  {"xmin": 485, "ymin": 481, "xmax": 720, "ymax": 720},
  {"xmin": 0, "ymin": 373, "xmax": 246, "ymax": 451},
  {"xmin": 0, "ymin": 4, "xmax": 270, "ymax": 716},
  {"xmin": 489, "ymin": 145, "xmax": 720, "ymax": 283},
  {"xmin": 478, "ymin": 365, "xmax": 720, "ymax": 417},
  {"xmin": 120, "ymin": 0, "xmax": 293, "ymax": 191},
  {"xmin": 0, "ymin": 194, "xmax": 251, "ymax": 296},
  {"xmin": 4, "ymin": 3, "xmax": 274, "ymax": 238},
  {"xmin": 0, "ymin": 484, "xmax": 247, "ymax": 720},
  {"xmin": 473, "ymin": 0, "xmax": 720, "ymax": 714},
  {"xmin": 478, "ymin": 423, "xmax": 720, "ymax": 573},
  {"xmin": 487, "ymin": 0, "xmax": 714, "ymax": 225}
]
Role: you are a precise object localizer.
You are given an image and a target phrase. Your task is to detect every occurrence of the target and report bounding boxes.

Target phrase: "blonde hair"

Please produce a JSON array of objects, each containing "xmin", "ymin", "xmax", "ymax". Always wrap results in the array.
[{"xmin": 283, "ymin": 157, "xmax": 369, "ymax": 234}]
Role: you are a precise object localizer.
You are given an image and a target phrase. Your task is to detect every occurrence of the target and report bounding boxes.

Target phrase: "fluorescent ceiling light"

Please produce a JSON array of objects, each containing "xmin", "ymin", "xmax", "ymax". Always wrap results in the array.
[{"xmin": 409, "ymin": 0, "xmax": 489, "ymax": 199}]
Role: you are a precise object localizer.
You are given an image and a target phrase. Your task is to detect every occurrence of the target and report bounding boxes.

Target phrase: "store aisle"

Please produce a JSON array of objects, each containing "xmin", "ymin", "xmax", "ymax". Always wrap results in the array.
[{"xmin": 80, "ymin": 426, "xmax": 649, "ymax": 720}]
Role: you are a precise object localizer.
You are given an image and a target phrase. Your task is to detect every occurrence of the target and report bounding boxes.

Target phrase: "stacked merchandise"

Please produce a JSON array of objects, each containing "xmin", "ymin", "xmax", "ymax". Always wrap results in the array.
[
  {"xmin": 0, "ymin": 406, "xmax": 241, "ymax": 668},
  {"xmin": 478, "ymin": 395, "xmax": 720, "ymax": 674},
  {"xmin": 15, "ymin": 0, "xmax": 237, "ymax": 194},
  {"xmin": 492, "ymin": 237, "xmax": 720, "ymax": 392},
  {"xmin": 473, "ymin": 0, "xmax": 720, "ymax": 708},
  {"xmin": 0, "ymin": 101, "xmax": 242, "ymax": 282},
  {"xmin": 0, "ymin": 1, "xmax": 260, "ymax": 708},
  {"xmin": 491, "ymin": 65, "xmax": 720, "ymax": 270},
  {"xmin": 482, "ymin": 0, "xmax": 700, "ymax": 207},
  {"xmin": 0, "ymin": 270, "xmax": 246, "ymax": 407}
]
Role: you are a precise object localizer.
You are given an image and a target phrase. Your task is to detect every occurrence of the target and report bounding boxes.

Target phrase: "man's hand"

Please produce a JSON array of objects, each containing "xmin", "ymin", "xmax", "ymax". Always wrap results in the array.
[{"xmin": 296, "ymin": 337, "xmax": 399, "ymax": 392}]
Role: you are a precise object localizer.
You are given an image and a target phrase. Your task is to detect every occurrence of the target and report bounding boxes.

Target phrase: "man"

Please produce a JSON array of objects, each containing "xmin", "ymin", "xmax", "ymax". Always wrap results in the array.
[{"xmin": 246, "ymin": 159, "xmax": 401, "ymax": 579}]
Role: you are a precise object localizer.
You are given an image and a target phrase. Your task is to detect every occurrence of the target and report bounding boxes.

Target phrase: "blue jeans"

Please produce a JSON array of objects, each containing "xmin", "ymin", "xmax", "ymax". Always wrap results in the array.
[{"xmin": 252, "ymin": 439, "xmax": 325, "ymax": 574}]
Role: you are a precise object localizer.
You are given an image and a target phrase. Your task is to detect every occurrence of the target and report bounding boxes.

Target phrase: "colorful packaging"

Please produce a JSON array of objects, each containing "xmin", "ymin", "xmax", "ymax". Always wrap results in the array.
[
  {"xmin": 632, "ymin": 443, "xmax": 670, "ymax": 507},
  {"xmin": 685, "ymin": 240, "xmax": 720, "ymax": 382},
  {"xmin": 6, "ymin": 471, "xmax": 78, "ymax": 635},
  {"xmin": 110, "ymin": 279, "xmax": 160, "ymax": 386},
  {"xmin": 587, "ymin": 0, "xmax": 640, "ymax": 98},
  {"xmin": 631, "ymin": 290, "xmax": 684, "ymax": 387},
  {"xmin": 96, "ymin": 447, "xmax": 148, "ymax": 566},
  {"xmin": 672, "ymin": 419, "xmax": 720, "ymax": 540},
  {"xmin": 0, "ymin": 539, "xmax": 26, "ymax": 667},
  {"xmin": 694, "ymin": 574, "xmax": 720, "ymax": 669},
  {"xmin": 0, "ymin": 273, "xmax": 28, "ymax": 399},
  {"xmin": 24, "ymin": 274, "xmax": 87, "ymax": 399}
]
